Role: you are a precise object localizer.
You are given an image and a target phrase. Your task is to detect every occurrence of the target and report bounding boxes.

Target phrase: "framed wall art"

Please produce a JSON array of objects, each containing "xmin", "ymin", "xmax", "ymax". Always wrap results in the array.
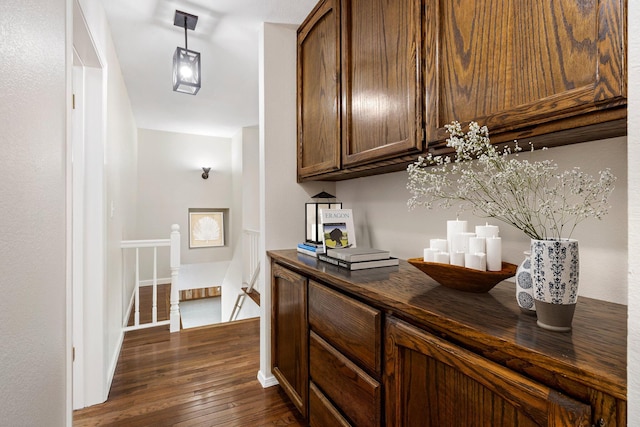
[{"xmin": 189, "ymin": 210, "xmax": 225, "ymax": 248}]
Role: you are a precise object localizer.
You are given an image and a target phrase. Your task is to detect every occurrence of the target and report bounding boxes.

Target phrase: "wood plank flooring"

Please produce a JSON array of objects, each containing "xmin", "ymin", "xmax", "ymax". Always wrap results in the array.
[{"xmin": 73, "ymin": 318, "xmax": 306, "ymax": 426}]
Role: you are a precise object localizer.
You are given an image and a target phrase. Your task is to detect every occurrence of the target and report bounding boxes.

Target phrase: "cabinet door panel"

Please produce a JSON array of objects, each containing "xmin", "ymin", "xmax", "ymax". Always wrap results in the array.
[
  {"xmin": 385, "ymin": 317, "xmax": 592, "ymax": 427},
  {"xmin": 297, "ymin": 0, "xmax": 342, "ymax": 179},
  {"xmin": 425, "ymin": 0, "xmax": 626, "ymax": 144},
  {"xmin": 271, "ymin": 263, "xmax": 308, "ymax": 417},
  {"xmin": 341, "ymin": 0, "xmax": 423, "ymax": 167}
]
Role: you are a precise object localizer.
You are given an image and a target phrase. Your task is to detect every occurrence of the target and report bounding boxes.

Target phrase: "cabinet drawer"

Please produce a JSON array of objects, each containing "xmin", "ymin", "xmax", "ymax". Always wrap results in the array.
[
  {"xmin": 310, "ymin": 331, "xmax": 381, "ymax": 427},
  {"xmin": 309, "ymin": 280, "xmax": 381, "ymax": 374},
  {"xmin": 310, "ymin": 381, "xmax": 351, "ymax": 427}
]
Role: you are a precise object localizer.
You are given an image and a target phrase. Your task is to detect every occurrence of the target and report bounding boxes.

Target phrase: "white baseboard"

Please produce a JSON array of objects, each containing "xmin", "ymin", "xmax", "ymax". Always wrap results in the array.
[
  {"xmin": 106, "ymin": 328, "xmax": 125, "ymax": 399},
  {"xmin": 257, "ymin": 370, "xmax": 279, "ymax": 388}
]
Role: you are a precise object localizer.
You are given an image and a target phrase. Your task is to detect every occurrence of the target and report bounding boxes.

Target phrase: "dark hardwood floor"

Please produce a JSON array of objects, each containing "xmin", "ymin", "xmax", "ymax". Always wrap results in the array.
[{"xmin": 73, "ymin": 316, "xmax": 306, "ymax": 426}]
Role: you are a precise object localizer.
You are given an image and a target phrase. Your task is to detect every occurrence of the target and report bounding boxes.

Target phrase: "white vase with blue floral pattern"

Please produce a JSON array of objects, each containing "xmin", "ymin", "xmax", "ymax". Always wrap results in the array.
[
  {"xmin": 515, "ymin": 251, "xmax": 535, "ymax": 314},
  {"xmin": 530, "ymin": 239, "xmax": 579, "ymax": 332}
]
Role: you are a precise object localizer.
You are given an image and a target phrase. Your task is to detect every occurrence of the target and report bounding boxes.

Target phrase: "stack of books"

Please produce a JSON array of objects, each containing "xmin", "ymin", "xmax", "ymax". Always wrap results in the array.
[
  {"xmin": 297, "ymin": 242, "xmax": 325, "ymax": 257},
  {"xmin": 317, "ymin": 247, "xmax": 398, "ymax": 271}
]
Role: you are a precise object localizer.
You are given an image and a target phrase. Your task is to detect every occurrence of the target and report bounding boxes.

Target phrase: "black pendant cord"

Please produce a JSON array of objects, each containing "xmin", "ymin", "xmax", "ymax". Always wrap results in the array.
[{"xmin": 184, "ymin": 16, "xmax": 188, "ymax": 50}]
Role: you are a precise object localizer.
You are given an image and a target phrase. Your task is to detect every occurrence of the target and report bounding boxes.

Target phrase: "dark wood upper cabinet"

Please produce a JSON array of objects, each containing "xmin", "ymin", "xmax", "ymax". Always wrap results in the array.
[
  {"xmin": 297, "ymin": 0, "xmax": 424, "ymax": 181},
  {"xmin": 341, "ymin": 0, "xmax": 424, "ymax": 167},
  {"xmin": 297, "ymin": 0, "xmax": 342, "ymax": 179},
  {"xmin": 297, "ymin": 0, "xmax": 626, "ymax": 181},
  {"xmin": 425, "ymin": 0, "xmax": 627, "ymax": 149}
]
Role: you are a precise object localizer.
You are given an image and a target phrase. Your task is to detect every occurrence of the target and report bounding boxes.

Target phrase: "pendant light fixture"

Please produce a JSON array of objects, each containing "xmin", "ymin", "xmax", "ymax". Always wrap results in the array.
[{"xmin": 172, "ymin": 10, "xmax": 201, "ymax": 95}]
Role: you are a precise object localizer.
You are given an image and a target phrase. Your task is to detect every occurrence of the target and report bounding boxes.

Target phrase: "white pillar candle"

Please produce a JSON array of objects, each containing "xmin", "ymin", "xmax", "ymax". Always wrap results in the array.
[
  {"xmin": 468, "ymin": 236, "xmax": 486, "ymax": 254},
  {"xmin": 430, "ymin": 238, "xmax": 448, "ymax": 252},
  {"xmin": 450, "ymin": 251, "xmax": 465, "ymax": 267},
  {"xmin": 446, "ymin": 220, "xmax": 467, "ymax": 254},
  {"xmin": 434, "ymin": 251, "xmax": 450, "ymax": 264},
  {"xmin": 485, "ymin": 236, "xmax": 502, "ymax": 271},
  {"xmin": 465, "ymin": 252, "xmax": 487, "ymax": 271},
  {"xmin": 452, "ymin": 232, "xmax": 476, "ymax": 253},
  {"xmin": 475, "ymin": 223, "xmax": 500, "ymax": 238},
  {"xmin": 423, "ymin": 248, "xmax": 440, "ymax": 262}
]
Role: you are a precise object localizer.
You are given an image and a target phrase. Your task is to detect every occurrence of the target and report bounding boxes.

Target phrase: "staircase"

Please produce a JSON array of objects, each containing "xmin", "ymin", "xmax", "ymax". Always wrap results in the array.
[{"xmin": 230, "ymin": 229, "xmax": 261, "ymax": 321}]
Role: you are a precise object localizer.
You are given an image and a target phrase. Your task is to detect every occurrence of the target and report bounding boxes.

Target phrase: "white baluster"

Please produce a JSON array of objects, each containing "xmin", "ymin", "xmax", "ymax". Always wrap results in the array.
[
  {"xmin": 134, "ymin": 248, "xmax": 140, "ymax": 326},
  {"xmin": 152, "ymin": 246, "xmax": 158, "ymax": 324},
  {"xmin": 169, "ymin": 224, "xmax": 181, "ymax": 332}
]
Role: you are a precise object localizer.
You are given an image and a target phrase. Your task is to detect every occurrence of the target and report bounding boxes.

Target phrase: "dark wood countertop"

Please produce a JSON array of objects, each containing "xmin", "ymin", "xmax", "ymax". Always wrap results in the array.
[{"xmin": 268, "ymin": 249, "xmax": 627, "ymax": 401}]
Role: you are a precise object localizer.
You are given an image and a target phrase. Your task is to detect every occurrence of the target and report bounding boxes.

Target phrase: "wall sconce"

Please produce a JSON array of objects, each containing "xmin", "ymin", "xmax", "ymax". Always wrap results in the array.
[
  {"xmin": 201, "ymin": 167, "xmax": 211, "ymax": 179},
  {"xmin": 173, "ymin": 10, "xmax": 201, "ymax": 95},
  {"xmin": 305, "ymin": 191, "xmax": 342, "ymax": 244}
]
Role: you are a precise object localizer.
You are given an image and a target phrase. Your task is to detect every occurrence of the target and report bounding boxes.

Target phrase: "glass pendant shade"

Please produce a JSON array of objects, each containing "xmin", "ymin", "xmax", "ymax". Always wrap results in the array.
[{"xmin": 173, "ymin": 47, "xmax": 201, "ymax": 95}]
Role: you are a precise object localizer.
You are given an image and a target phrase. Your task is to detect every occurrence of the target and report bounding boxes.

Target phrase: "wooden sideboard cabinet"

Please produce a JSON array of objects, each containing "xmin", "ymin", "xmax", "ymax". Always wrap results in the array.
[
  {"xmin": 269, "ymin": 250, "xmax": 626, "ymax": 427},
  {"xmin": 271, "ymin": 263, "xmax": 308, "ymax": 417},
  {"xmin": 385, "ymin": 316, "xmax": 592, "ymax": 426}
]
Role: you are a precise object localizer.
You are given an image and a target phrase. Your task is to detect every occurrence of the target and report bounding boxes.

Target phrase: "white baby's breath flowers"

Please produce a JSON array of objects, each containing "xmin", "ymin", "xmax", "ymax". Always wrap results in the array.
[{"xmin": 407, "ymin": 121, "xmax": 616, "ymax": 240}]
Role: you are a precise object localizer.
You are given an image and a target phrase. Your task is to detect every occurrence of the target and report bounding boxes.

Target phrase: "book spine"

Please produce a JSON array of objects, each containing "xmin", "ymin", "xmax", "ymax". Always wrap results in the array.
[
  {"xmin": 297, "ymin": 247, "xmax": 318, "ymax": 257},
  {"xmin": 317, "ymin": 253, "xmax": 347, "ymax": 267},
  {"xmin": 297, "ymin": 243, "xmax": 325, "ymax": 253}
]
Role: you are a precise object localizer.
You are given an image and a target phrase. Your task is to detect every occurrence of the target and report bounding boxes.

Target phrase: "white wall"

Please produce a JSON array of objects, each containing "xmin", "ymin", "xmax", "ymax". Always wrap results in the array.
[
  {"xmin": 628, "ymin": 1, "xmax": 639, "ymax": 424},
  {"xmin": 257, "ymin": 23, "xmax": 334, "ymax": 386},
  {"xmin": 221, "ymin": 126, "xmax": 260, "ymax": 321},
  {"xmin": 337, "ymin": 136, "xmax": 628, "ymax": 304},
  {"xmin": 0, "ymin": 0, "xmax": 67, "ymax": 424},
  {"xmin": 103, "ymin": 22, "xmax": 138, "ymax": 397},
  {"xmin": 136, "ymin": 129, "xmax": 234, "ymax": 274},
  {"xmin": 243, "ymin": 126, "xmax": 260, "ymax": 232}
]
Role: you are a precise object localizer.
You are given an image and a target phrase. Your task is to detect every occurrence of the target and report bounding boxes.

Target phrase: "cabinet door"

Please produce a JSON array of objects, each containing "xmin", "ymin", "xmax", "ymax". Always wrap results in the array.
[
  {"xmin": 384, "ymin": 317, "xmax": 592, "ymax": 427},
  {"xmin": 425, "ymin": 0, "xmax": 626, "ymax": 146},
  {"xmin": 341, "ymin": 0, "xmax": 424, "ymax": 167},
  {"xmin": 297, "ymin": 0, "xmax": 342, "ymax": 180},
  {"xmin": 271, "ymin": 263, "xmax": 308, "ymax": 417}
]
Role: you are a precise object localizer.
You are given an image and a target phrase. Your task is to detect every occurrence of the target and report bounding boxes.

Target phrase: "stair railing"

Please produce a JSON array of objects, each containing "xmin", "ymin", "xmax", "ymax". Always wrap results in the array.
[
  {"xmin": 121, "ymin": 224, "xmax": 181, "ymax": 332},
  {"xmin": 229, "ymin": 229, "xmax": 260, "ymax": 321}
]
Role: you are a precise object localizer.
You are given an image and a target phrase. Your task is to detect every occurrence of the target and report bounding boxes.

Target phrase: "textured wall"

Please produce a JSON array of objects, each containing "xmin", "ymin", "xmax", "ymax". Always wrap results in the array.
[
  {"xmin": 0, "ymin": 0, "xmax": 68, "ymax": 424},
  {"xmin": 137, "ymin": 128, "xmax": 234, "ymax": 271},
  {"xmin": 337, "ymin": 136, "xmax": 627, "ymax": 304}
]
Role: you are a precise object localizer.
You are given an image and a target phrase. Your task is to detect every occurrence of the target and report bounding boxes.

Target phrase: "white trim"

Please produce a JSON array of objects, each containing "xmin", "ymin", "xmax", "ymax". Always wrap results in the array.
[
  {"xmin": 121, "ymin": 239, "xmax": 170, "ymax": 249},
  {"xmin": 65, "ymin": 0, "xmax": 73, "ymax": 422},
  {"xmin": 257, "ymin": 370, "xmax": 279, "ymax": 388},
  {"xmin": 106, "ymin": 329, "xmax": 124, "ymax": 393}
]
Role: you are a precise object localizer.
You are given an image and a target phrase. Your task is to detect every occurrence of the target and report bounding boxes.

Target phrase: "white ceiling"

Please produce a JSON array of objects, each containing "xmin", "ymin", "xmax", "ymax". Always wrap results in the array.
[{"xmin": 100, "ymin": 0, "xmax": 317, "ymax": 138}]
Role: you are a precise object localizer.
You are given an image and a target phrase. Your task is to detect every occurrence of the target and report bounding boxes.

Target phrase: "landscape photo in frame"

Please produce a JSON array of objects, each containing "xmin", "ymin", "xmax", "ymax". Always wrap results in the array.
[{"xmin": 189, "ymin": 211, "xmax": 225, "ymax": 248}]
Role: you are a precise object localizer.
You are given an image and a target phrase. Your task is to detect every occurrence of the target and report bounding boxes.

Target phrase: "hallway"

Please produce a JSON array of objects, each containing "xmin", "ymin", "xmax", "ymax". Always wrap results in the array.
[{"xmin": 73, "ymin": 318, "xmax": 305, "ymax": 426}]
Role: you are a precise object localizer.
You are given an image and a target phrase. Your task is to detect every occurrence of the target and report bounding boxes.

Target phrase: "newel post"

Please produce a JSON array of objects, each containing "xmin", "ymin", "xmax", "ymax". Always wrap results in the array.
[{"xmin": 169, "ymin": 224, "xmax": 181, "ymax": 332}]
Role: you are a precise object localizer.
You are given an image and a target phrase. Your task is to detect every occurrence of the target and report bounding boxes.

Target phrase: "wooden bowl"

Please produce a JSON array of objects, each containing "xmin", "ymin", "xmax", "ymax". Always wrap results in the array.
[{"xmin": 407, "ymin": 258, "xmax": 518, "ymax": 293}]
